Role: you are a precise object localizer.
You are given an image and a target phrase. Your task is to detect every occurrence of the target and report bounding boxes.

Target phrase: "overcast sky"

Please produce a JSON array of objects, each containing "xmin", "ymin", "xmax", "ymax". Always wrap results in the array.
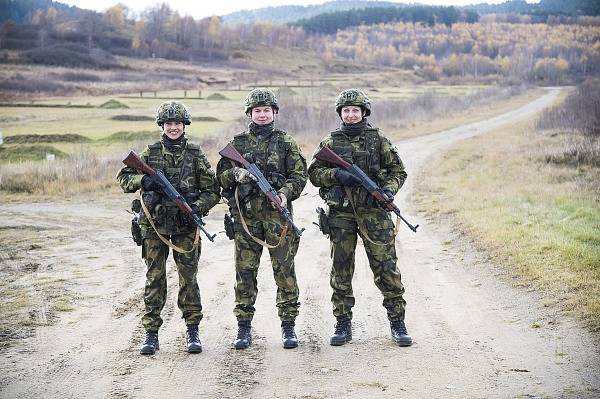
[{"xmin": 61, "ymin": 1, "xmax": 541, "ymax": 19}]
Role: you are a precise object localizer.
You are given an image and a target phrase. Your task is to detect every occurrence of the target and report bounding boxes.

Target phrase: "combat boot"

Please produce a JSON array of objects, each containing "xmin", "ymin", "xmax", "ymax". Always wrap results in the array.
[
  {"xmin": 281, "ymin": 320, "xmax": 298, "ymax": 349},
  {"xmin": 186, "ymin": 324, "xmax": 202, "ymax": 353},
  {"xmin": 390, "ymin": 319, "xmax": 412, "ymax": 347},
  {"xmin": 330, "ymin": 318, "xmax": 352, "ymax": 346},
  {"xmin": 140, "ymin": 330, "xmax": 159, "ymax": 355},
  {"xmin": 233, "ymin": 320, "xmax": 252, "ymax": 349}
]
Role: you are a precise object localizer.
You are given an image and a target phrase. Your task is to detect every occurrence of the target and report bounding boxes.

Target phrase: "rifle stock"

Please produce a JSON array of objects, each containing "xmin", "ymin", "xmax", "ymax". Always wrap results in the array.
[
  {"xmin": 313, "ymin": 146, "xmax": 419, "ymax": 233},
  {"xmin": 122, "ymin": 150, "xmax": 216, "ymax": 241}
]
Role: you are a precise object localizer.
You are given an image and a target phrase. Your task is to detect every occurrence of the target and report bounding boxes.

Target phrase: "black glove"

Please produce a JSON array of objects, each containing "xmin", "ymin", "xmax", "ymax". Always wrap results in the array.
[
  {"xmin": 382, "ymin": 189, "xmax": 394, "ymax": 201},
  {"xmin": 141, "ymin": 174, "xmax": 162, "ymax": 191},
  {"xmin": 183, "ymin": 205, "xmax": 202, "ymax": 227},
  {"xmin": 334, "ymin": 168, "xmax": 361, "ymax": 187}
]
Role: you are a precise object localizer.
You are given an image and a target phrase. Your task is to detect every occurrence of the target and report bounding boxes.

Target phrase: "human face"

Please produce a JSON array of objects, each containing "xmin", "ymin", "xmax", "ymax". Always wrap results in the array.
[
  {"xmin": 340, "ymin": 106, "xmax": 364, "ymax": 124},
  {"xmin": 251, "ymin": 106, "xmax": 274, "ymax": 125},
  {"xmin": 162, "ymin": 121, "xmax": 185, "ymax": 140}
]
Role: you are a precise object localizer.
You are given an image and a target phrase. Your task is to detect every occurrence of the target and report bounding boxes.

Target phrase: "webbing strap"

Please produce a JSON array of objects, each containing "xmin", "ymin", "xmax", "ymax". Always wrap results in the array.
[
  {"xmin": 343, "ymin": 187, "xmax": 398, "ymax": 246},
  {"xmin": 234, "ymin": 186, "xmax": 288, "ymax": 249},
  {"xmin": 140, "ymin": 190, "xmax": 200, "ymax": 253}
]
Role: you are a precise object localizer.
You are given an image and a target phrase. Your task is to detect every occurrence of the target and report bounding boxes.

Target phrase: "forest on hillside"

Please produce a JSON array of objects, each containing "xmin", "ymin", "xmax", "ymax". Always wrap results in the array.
[{"xmin": 0, "ymin": 2, "xmax": 599, "ymax": 85}]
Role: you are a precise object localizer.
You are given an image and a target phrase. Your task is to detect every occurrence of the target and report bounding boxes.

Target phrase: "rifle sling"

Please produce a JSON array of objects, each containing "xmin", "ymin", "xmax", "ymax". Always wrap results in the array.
[
  {"xmin": 343, "ymin": 187, "xmax": 399, "ymax": 245},
  {"xmin": 235, "ymin": 185, "xmax": 288, "ymax": 249},
  {"xmin": 140, "ymin": 190, "xmax": 200, "ymax": 253}
]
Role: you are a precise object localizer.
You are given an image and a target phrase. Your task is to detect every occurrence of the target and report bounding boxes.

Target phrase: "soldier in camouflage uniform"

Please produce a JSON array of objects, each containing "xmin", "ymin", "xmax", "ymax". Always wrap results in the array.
[
  {"xmin": 308, "ymin": 89, "xmax": 412, "ymax": 347},
  {"xmin": 216, "ymin": 88, "xmax": 307, "ymax": 350},
  {"xmin": 117, "ymin": 101, "xmax": 220, "ymax": 355}
]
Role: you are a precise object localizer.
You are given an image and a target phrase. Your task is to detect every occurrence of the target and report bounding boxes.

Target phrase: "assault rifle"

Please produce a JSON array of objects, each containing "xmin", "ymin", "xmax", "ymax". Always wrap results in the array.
[
  {"xmin": 219, "ymin": 143, "xmax": 305, "ymax": 236},
  {"xmin": 122, "ymin": 151, "xmax": 217, "ymax": 242},
  {"xmin": 314, "ymin": 146, "xmax": 419, "ymax": 233}
]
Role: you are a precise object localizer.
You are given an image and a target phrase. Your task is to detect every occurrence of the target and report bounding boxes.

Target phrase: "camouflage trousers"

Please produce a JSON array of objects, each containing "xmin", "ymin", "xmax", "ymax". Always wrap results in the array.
[
  {"xmin": 328, "ymin": 207, "xmax": 406, "ymax": 321},
  {"xmin": 141, "ymin": 228, "xmax": 202, "ymax": 331},
  {"xmin": 232, "ymin": 211, "xmax": 300, "ymax": 321}
]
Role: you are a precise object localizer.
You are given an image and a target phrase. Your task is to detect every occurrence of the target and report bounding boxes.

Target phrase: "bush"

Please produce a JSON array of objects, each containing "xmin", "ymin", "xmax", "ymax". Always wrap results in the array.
[
  {"xmin": 61, "ymin": 72, "xmax": 101, "ymax": 82},
  {"xmin": 3, "ymin": 134, "xmax": 90, "ymax": 144},
  {"xmin": 0, "ymin": 77, "xmax": 68, "ymax": 94},
  {"xmin": 110, "ymin": 115, "xmax": 154, "ymax": 121},
  {"xmin": 21, "ymin": 44, "xmax": 118, "ymax": 69}
]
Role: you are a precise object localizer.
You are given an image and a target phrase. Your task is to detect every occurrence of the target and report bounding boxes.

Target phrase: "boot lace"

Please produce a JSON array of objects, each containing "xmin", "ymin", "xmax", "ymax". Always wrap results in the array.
[
  {"xmin": 282, "ymin": 322, "xmax": 296, "ymax": 338},
  {"xmin": 391, "ymin": 320, "xmax": 407, "ymax": 335}
]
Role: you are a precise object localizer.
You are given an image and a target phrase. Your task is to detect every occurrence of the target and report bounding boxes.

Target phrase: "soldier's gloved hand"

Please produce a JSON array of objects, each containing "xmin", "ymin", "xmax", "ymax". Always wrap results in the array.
[
  {"xmin": 233, "ymin": 167, "xmax": 258, "ymax": 184},
  {"xmin": 142, "ymin": 174, "xmax": 162, "ymax": 191},
  {"xmin": 278, "ymin": 192, "xmax": 287, "ymax": 208},
  {"xmin": 334, "ymin": 168, "xmax": 361, "ymax": 187},
  {"xmin": 183, "ymin": 205, "xmax": 202, "ymax": 226},
  {"xmin": 382, "ymin": 189, "xmax": 394, "ymax": 202}
]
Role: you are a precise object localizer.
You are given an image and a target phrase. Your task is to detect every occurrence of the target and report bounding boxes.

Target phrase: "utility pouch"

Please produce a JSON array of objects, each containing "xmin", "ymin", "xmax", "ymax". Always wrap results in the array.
[
  {"xmin": 131, "ymin": 199, "xmax": 143, "ymax": 246},
  {"xmin": 320, "ymin": 186, "xmax": 349, "ymax": 208},
  {"xmin": 316, "ymin": 207, "xmax": 330, "ymax": 236},
  {"xmin": 224, "ymin": 212, "xmax": 235, "ymax": 240}
]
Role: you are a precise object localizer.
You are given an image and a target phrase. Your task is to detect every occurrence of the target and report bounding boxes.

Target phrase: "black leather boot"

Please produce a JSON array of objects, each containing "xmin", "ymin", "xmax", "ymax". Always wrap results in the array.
[
  {"xmin": 233, "ymin": 320, "xmax": 252, "ymax": 349},
  {"xmin": 390, "ymin": 319, "xmax": 412, "ymax": 347},
  {"xmin": 186, "ymin": 324, "xmax": 203, "ymax": 353},
  {"xmin": 281, "ymin": 320, "xmax": 298, "ymax": 349},
  {"xmin": 140, "ymin": 330, "xmax": 159, "ymax": 355},
  {"xmin": 330, "ymin": 319, "xmax": 352, "ymax": 346}
]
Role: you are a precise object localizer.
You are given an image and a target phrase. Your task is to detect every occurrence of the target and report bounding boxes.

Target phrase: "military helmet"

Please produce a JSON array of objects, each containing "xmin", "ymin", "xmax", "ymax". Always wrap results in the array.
[
  {"xmin": 155, "ymin": 100, "xmax": 192, "ymax": 126},
  {"xmin": 244, "ymin": 88, "xmax": 279, "ymax": 115},
  {"xmin": 335, "ymin": 89, "xmax": 371, "ymax": 117}
]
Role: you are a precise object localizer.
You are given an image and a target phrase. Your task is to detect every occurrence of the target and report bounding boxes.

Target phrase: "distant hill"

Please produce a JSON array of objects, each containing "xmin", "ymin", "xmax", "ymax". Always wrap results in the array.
[
  {"xmin": 469, "ymin": 0, "xmax": 600, "ymax": 17},
  {"xmin": 222, "ymin": 0, "xmax": 600, "ymax": 26},
  {"xmin": 0, "ymin": 0, "xmax": 82, "ymax": 24},
  {"xmin": 221, "ymin": 0, "xmax": 404, "ymax": 25}
]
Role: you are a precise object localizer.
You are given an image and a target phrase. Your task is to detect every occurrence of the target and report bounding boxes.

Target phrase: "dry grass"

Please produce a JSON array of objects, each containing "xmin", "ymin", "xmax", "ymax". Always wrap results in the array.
[{"xmin": 415, "ymin": 116, "xmax": 600, "ymax": 330}]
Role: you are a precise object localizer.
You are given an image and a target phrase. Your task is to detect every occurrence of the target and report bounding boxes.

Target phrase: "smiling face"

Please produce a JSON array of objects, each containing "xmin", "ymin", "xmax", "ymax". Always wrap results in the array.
[
  {"xmin": 162, "ymin": 121, "xmax": 185, "ymax": 140},
  {"xmin": 340, "ymin": 105, "xmax": 364, "ymax": 125},
  {"xmin": 250, "ymin": 106, "xmax": 274, "ymax": 125}
]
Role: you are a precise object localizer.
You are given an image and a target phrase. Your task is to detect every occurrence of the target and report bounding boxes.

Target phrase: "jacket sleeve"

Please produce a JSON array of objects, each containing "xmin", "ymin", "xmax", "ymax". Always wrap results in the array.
[
  {"xmin": 307, "ymin": 139, "xmax": 337, "ymax": 188},
  {"xmin": 194, "ymin": 150, "xmax": 221, "ymax": 215},
  {"xmin": 378, "ymin": 135, "xmax": 407, "ymax": 195},
  {"xmin": 278, "ymin": 136, "xmax": 307, "ymax": 201},
  {"xmin": 216, "ymin": 151, "xmax": 236, "ymax": 190},
  {"xmin": 116, "ymin": 148, "xmax": 149, "ymax": 193}
]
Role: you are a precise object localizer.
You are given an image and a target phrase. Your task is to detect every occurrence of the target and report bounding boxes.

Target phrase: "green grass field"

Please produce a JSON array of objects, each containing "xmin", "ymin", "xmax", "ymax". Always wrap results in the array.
[{"xmin": 415, "ymin": 117, "xmax": 600, "ymax": 330}]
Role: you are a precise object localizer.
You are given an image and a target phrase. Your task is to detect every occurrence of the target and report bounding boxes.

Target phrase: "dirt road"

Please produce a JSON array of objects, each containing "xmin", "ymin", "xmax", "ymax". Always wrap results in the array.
[{"xmin": 1, "ymin": 88, "xmax": 598, "ymax": 398}]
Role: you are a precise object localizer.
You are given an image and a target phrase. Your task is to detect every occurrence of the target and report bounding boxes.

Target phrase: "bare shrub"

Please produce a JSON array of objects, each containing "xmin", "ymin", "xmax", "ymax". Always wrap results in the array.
[
  {"xmin": 537, "ymin": 80, "xmax": 600, "ymax": 136},
  {"xmin": 0, "ymin": 77, "xmax": 69, "ymax": 94},
  {"xmin": 537, "ymin": 80, "xmax": 600, "ymax": 167}
]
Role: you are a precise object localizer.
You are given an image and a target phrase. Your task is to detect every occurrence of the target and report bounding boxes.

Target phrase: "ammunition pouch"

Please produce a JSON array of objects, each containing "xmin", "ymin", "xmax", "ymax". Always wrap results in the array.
[
  {"xmin": 224, "ymin": 212, "xmax": 235, "ymax": 240},
  {"xmin": 268, "ymin": 172, "xmax": 286, "ymax": 190},
  {"xmin": 316, "ymin": 207, "xmax": 330, "ymax": 236},
  {"xmin": 130, "ymin": 199, "xmax": 143, "ymax": 246},
  {"xmin": 319, "ymin": 186, "xmax": 349, "ymax": 209}
]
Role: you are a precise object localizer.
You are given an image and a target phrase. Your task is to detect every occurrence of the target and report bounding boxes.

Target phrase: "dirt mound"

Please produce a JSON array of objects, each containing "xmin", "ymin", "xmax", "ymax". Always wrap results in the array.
[
  {"xmin": 99, "ymin": 99, "xmax": 129, "ymax": 109},
  {"xmin": 3, "ymin": 134, "xmax": 91, "ymax": 144},
  {"xmin": 101, "ymin": 131, "xmax": 158, "ymax": 142},
  {"xmin": 111, "ymin": 115, "xmax": 154, "ymax": 121},
  {"xmin": 206, "ymin": 93, "xmax": 229, "ymax": 100},
  {"xmin": 0, "ymin": 144, "xmax": 66, "ymax": 163}
]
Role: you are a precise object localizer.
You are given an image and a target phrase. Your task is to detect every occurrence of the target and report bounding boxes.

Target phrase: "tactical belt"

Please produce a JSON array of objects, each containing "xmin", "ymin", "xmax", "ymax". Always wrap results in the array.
[
  {"xmin": 343, "ymin": 187, "xmax": 400, "ymax": 246},
  {"xmin": 139, "ymin": 190, "xmax": 200, "ymax": 253},
  {"xmin": 234, "ymin": 185, "xmax": 288, "ymax": 249}
]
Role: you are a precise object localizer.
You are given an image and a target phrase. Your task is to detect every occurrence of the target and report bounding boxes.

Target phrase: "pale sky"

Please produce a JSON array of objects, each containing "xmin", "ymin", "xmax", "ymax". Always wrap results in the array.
[{"xmin": 61, "ymin": 0, "xmax": 540, "ymax": 19}]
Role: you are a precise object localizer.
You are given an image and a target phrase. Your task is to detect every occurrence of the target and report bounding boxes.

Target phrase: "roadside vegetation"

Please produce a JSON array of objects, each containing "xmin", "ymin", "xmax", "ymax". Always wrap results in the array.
[{"xmin": 415, "ymin": 81, "xmax": 600, "ymax": 330}]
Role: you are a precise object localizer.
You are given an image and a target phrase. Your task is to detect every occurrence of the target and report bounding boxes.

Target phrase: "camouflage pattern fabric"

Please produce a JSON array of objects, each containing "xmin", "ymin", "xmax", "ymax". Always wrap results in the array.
[
  {"xmin": 244, "ymin": 88, "xmax": 279, "ymax": 115},
  {"xmin": 141, "ymin": 230, "xmax": 202, "ymax": 330},
  {"xmin": 307, "ymin": 123, "xmax": 408, "ymax": 321},
  {"xmin": 335, "ymin": 89, "xmax": 372, "ymax": 116},
  {"xmin": 155, "ymin": 100, "xmax": 192, "ymax": 125},
  {"xmin": 217, "ymin": 123, "xmax": 307, "ymax": 322},
  {"xmin": 117, "ymin": 139, "xmax": 220, "ymax": 329}
]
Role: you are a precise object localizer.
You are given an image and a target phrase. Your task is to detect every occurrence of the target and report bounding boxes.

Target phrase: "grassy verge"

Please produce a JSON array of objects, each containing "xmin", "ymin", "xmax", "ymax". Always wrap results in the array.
[{"xmin": 414, "ymin": 116, "xmax": 600, "ymax": 330}]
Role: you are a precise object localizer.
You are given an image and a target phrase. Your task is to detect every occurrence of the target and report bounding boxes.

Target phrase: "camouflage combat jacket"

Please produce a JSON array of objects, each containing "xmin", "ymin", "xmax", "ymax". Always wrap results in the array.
[
  {"xmin": 308, "ymin": 125, "xmax": 407, "ymax": 210},
  {"xmin": 216, "ymin": 125, "xmax": 307, "ymax": 222},
  {"xmin": 117, "ymin": 140, "xmax": 220, "ymax": 236}
]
